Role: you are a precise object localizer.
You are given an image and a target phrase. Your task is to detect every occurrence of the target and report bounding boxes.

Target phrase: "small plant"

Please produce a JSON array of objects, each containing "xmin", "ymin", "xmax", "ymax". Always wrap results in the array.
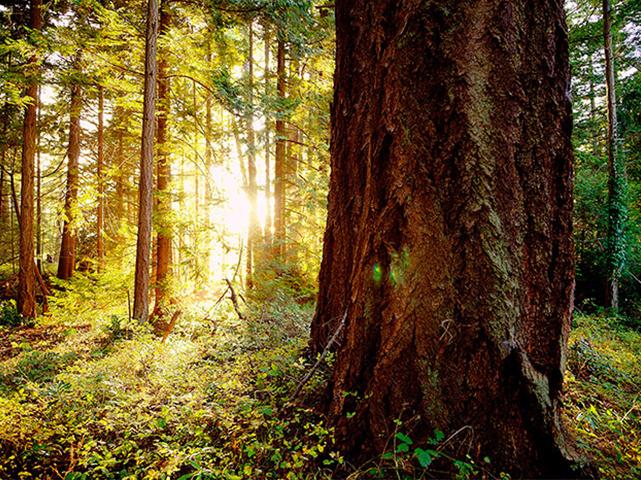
[
  {"xmin": 0, "ymin": 300, "xmax": 33, "ymax": 328},
  {"xmin": 375, "ymin": 423, "xmax": 498, "ymax": 480},
  {"xmin": 8, "ymin": 350, "xmax": 78, "ymax": 385}
]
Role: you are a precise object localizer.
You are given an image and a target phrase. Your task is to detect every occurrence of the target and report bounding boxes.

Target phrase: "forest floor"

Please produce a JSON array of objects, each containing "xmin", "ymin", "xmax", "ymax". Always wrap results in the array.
[{"xmin": 0, "ymin": 272, "xmax": 639, "ymax": 479}]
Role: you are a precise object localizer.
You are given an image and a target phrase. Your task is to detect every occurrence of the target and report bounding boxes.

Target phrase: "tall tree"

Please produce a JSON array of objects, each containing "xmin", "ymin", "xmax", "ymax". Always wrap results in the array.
[
  {"xmin": 57, "ymin": 82, "xmax": 82, "ymax": 280},
  {"xmin": 204, "ymin": 29, "xmax": 213, "ymax": 278},
  {"xmin": 97, "ymin": 84, "xmax": 105, "ymax": 271},
  {"xmin": 273, "ymin": 36, "xmax": 286, "ymax": 260},
  {"xmin": 17, "ymin": 0, "xmax": 42, "ymax": 318},
  {"xmin": 153, "ymin": 1, "xmax": 172, "ymax": 316},
  {"xmin": 113, "ymin": 105, "xmax": 127, "ymax": 232},
  {"xmin": 246, "ymin": 20, "xmax": 258, "ymax": 288},
  {"xmin": 603, "ymin": 0, "xmax": 627, "ymax": 309},
  {"xmin": 0, "ymin": 161, "xmax": 5, "ymax": 226},
  {"xmin": 311, "ymin": 0, "xmax": 586, "ymax": 476},
  {"xmin": 36, "ymin": 85, "xmax": 42, "ymax": 270},
  {"xmin": 133, "ymin": 0, "xmax": 159, "ymax": 322},
  {"xmin": 263, "ymin": 24, "xmax": 272, "ymax": 251}
]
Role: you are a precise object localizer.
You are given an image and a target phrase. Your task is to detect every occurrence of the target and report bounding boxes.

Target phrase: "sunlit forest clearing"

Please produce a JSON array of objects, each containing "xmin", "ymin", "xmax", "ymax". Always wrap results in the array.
[{"xmin": 1, "ymin": 0, "xmax": 641, "ymax": 479}]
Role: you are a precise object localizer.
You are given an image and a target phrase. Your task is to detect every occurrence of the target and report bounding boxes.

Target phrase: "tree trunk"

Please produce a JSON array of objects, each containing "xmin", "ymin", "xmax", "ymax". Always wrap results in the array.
[
  {"xmin": 18, "ymin": 0, "xmax": 42, "ymax": 318},
  {"xmin": 246, "ymin": 20, "xmax": 258, "ymax": 288},
  {"xmin": 311, "ymin": 1, "xmax": 587, "ymax": 477},
  {"xmin": 191, "ymin": 80, "xmax": 202, "ymax": 284},
  {"xmin": 274, "ymin": 37, "xmax": 286, "ymax": 260},
  {"xmin": 588, "ymin": 56, "xmax": 600, "ymax": 158},
  {"xmin": 113, "ymin": 106, "xmax": 127, "ymax": 237},
  {"xmin": 133, "ymin": 0, "xmax": 159, "ymax": 323},
  {"xmin": 97, "ymin": 85, "xmax": 105, "ymax": 271},
  {"xmin": 36, "ymin": 85, "xmax": 42, "ymax": 271},
  {"xmin": 205, "ymin": 29, "xmax": 213, "ymax": 278},
  {"xmin": 0, "ymin": 159, "xmax": 5, "ymax": 226},
  {"xmin": 263, "ymin": 25, "xmax": 272, "ymax": 252},
  {"xmin": 603, "ymin": 0, "xmax": 626, "ymax": 310},
  {"xmin": 154, "ymin": 1, "xmax": 172, "ymax": 317},
  {"xmin": 57, "ymin": 82, "xmax": 82, "ymax": 280}
]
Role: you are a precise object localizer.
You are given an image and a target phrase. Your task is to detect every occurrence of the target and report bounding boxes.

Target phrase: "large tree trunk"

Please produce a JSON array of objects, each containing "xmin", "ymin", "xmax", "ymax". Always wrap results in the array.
[
  {"xmin": 57, "ymin": 82, "xmax": 82, "ymax": 280},
  {"xmin": 153, "ymin": 1, "xmax": 172, "ymax": 317},
  {"xmin": 311, "ymin": 1, "xmax": 587, "ymax": 477},
  {"xmin": 603, "ymin": 0, "xmax": 626, "ymax": 310},
  {"xmin": 273, "ymin": 37, "xmax": 286, "ymax": 260},
  {"xmin": 18, "ymin": 0, "xmax": 42, "ymax": 317},
  {"xmin": 97, "ymin": 85, "xmax": 105, "ymax": 271},
  {"xmin": 133, "ymin": 0, "xmax": 159, "ymax": 322}
]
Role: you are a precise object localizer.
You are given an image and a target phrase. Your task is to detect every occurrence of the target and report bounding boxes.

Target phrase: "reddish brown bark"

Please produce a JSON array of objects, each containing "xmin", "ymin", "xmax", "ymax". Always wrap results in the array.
[
  {"xmin": 153, "ymin": 1, "xmax": 172, "ymax": 317},
  {"xmin": 57, "ymin": 83, "xmax": 82, "ymax": 281},
  {"xmin": 133, "ymin": 0, "xmax": 159, "ymax": 322},
  {"xmin": 36, "ymin": 85, "xmax": 42, "ymax": 270},
  {"xmin": 17, "ymin": 0, "xmax": 42, "ymax": 318},
  {"xmin": 311, "ymin": 0, "xmax": 588, "ymax": 477}
]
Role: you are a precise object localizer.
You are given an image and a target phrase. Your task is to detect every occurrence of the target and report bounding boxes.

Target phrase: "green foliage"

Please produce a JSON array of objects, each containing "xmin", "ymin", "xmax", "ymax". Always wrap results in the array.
[
  {"xmin": 0, "ymin": 300, "xmax": 31, "ymax": 328},
  {"xmin": 569, "ymin": 0, "xmax": 641, "ymax": 315},
  {"xmin": 0, "ymin": 279, "xmax": 340, "ymax": 479},
  {"xmin": 565, "ymin": 314, "xmax": 641, "ymax": 479},
  {"xmin": 366, "ymin": 425, "xmax": 501, "ymax": 480}
]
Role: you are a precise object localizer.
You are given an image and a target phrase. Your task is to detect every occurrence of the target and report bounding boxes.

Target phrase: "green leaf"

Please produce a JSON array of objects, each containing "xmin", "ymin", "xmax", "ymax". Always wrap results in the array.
[
  {"xmin": 396, "ymin": 442, "xmax": 409, "ymax": 453},
  {"xmin": 395, "ymin": 432, "xmax": 413, "ymax": 445},
  {"xmin": 429, "ymin": 429, "xmax": 445, "ymax": 444},
  {"xmin": 415, "ymin": 448, "xmax": 433, "ymax": 468}
]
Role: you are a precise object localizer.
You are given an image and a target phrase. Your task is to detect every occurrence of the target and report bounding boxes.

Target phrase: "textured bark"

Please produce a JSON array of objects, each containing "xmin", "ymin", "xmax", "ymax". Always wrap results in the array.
[
  {"xmin": 97, "ymin": 85, "xmax": 105, "ymax": 271},
  {"xmin": 57, "ymin": 83, "xmax": 82, "ymax": 281},
  {"xmin": 17, "ymin": 0, "xmax": 41, "ymax": 318},
  {"xmin": 153, "ymin": 2, "xmax": 172, "ymax": 317},
  {"xmin": 603, "ymin": 0, "xmax": 625, "ymax": 310},
  {"xmin": 311, "ymin": 0, "xmax": 587, "ymax": 477},
  {"xmin": 36, "ymin": 85, "xmax": 42, "ymax": 270},
  {"xmin": 133, "ymin": 0, "xmax": 158, "ymax": 323},
  {"xmin": 273, "ymin": 37, "xmax": 286, "ymax": 260}
]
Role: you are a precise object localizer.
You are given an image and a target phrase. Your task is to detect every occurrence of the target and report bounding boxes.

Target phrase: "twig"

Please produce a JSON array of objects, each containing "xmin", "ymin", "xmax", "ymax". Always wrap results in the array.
[
  {"xmin": 9, "ymin": 171, "xmax": 21, "ymax": 229},
  {"xmin": 34, "ymin": 262, "xmax": 49, "ymax": 313},
  {"xmin": 202, "ymin": 238, "xmax": 244, "ymax": 320},
  {"xmin": 288, "ymin": 310, "xmax": 347, "ymax": 402},
  {"xmin": 627, "ymin": 270, "xmax": 641, "ymax": 287},
  {"xmin": 161, "ymin": 310, "xmax": 182, "ymax": 343},
  {"xmin": 621, "ymin": 394, "xmax": 639, "ymax": 423},
  {"xmin": 127, "ymin": 289, "xmax": 132, "ymax": 321},
  {"xmin": 225, "ymin": 278, "xmax": 245, "ymax": 321}
]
